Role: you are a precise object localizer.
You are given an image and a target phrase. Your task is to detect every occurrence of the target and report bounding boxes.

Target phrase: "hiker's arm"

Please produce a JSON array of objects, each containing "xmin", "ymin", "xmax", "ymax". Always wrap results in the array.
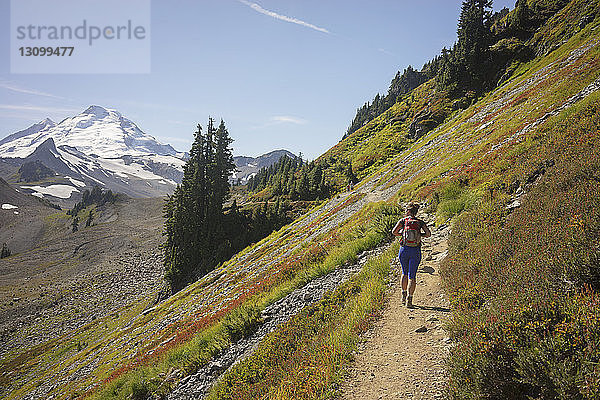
[
  {"xmin": 422, "ymin": 222, "xmax": 432, "ymax": 238},
  {"xmin": 391, "ymin": 220, "xmax": 403, "ymax": 236}
]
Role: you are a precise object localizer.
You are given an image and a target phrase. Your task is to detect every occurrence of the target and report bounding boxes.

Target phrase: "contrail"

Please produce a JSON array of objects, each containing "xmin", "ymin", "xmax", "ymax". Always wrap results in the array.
[{"xmin": 238, "ymin": 0, "xmax": 330, "ymax": 34}]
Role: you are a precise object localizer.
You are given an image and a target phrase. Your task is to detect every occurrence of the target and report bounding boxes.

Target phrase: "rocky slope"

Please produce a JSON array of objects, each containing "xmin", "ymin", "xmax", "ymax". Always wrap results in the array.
[{"xmin": 0, "ymin": 197, "xmax": 166, "ymax": 359}]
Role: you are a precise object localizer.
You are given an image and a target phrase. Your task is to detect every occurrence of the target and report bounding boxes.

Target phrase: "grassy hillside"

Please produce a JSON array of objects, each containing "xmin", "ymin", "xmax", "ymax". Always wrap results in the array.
[{"xmin": 1, "ymin": 1, "xmax": 599, "ymax": 399}]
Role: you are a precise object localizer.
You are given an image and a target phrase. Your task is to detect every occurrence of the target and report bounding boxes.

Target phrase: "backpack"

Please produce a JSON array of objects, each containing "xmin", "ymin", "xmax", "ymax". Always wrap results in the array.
[{"xmin": 402, "ymin": 216, "xmax": 422, "ymax": 247}]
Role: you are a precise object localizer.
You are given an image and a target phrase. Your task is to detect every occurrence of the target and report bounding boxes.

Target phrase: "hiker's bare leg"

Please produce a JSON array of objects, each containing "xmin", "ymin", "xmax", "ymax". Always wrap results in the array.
[
  {"xmin": 408, "ymin": 278, "xmax": 416, "ymax": 296},
  {"xmin": 401, "ymin": 274, "xmax": 409, "ymax": 291}
]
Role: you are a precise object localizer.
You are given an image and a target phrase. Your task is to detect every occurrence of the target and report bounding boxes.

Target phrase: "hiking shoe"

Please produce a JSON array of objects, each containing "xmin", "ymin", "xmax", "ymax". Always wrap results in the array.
[
  {"xmin": 402, "ymin": 291, "xmax": 407, "ymax": 305},
  {"xmin": 407, "ymin": 296, "xmax": 415, "ymax": 309}
]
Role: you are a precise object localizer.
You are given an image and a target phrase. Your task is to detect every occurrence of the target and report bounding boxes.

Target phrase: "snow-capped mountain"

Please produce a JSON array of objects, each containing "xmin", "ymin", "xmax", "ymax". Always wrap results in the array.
[
  {"xmin": 232, "ymin": 150, "xmax": 297, "ymax": 184},
  {"xmin": 0, "ymin": 105, "xmax": 184, "ymax": 159},
  {"xmin": 0, "ymin": 106, "xmax": 186, "ymax": 203},
  {"xmin": 0, "ymin": 118, "xmax": 56, "ymax": 148}
]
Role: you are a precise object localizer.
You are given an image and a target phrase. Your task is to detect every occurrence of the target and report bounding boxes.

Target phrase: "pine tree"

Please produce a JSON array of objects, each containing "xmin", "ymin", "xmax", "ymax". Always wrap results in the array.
[
  {"xmin": 0, "ymin": 243, "xmax": 11, "ymax": 258},
  {"xmin": 163, "ymin": 118, "xmax": 236, "ymax": 291},
  {"xmin": 295, "ymin": 169, "xmax": 308, "ymax": 199},
  {"xmin": 211, "ymin": 119, "xmax": 236, "ymax": 261},
  {"xmin": 455, "ymin": 0, "xmax": 494, "ymax": 90},
  {"xmin": 85, "ymin": 209, "xmax": 94, "ymax": 227},
  {"xmin": 510, "ymin": 0, "xmax": 530, "ymax": 38},
  {"xmin": 163, "ymin": 123, "xmax": 208, "ymax": 290}
]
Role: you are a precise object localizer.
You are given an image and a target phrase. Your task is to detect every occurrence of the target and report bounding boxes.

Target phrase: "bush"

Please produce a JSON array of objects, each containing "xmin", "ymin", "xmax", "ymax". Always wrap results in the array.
[
  {"xmin": 0, "ymin": 243, "xmax": 11, "ymax": 258},
  {"xmin": 222, "ymin": 304, "xmax": 262, "ymax": 342},
  {"xmin": 432, "ymin": 180, "xmax": 478, "ymax": 222}
]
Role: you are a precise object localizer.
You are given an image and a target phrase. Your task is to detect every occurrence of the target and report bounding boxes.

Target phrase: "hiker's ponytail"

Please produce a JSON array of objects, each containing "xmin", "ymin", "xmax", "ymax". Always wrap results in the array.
[{"xmin": 406, "ymin": 202, "xmax": 420, "ymax": 216}]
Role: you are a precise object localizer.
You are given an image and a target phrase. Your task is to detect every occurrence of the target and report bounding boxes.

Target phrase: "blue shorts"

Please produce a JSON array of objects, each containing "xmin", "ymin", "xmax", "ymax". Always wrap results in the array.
[{"xmin": 399, "ymin": 246, "xmax": 422, "ymax": 280}]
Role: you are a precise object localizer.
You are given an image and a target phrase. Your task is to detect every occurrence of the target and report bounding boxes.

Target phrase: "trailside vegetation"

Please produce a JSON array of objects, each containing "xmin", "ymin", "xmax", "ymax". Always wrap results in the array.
[{"xmin": 440, "ymin": 95, "xmax": 600, "ymax": 399}]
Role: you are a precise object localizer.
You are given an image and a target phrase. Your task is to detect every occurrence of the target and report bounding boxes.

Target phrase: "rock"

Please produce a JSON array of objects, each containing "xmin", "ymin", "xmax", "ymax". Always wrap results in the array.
[
  {"xmin": 142, "ymin": 306, "xmax": 157, "ymax": 315},
  {"xmin": 506, "ymin": 199, "xmax": 521, "ymax": 210},
  {"xmin": 415, "ymin": 326, "xmax": 428, "ymax": 333}
]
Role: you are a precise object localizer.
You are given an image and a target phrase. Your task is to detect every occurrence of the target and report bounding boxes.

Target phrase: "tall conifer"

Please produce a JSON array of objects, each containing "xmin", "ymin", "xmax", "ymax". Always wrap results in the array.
[{"xmin": 163, "ymin": 119, "xmax": 235, "ymax": 291}]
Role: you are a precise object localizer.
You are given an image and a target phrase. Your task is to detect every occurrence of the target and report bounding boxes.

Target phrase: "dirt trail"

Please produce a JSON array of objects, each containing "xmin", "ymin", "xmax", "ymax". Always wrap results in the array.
[{"xmin": 340, "ymin": 218, "xmax": 452, "ymax": 400}]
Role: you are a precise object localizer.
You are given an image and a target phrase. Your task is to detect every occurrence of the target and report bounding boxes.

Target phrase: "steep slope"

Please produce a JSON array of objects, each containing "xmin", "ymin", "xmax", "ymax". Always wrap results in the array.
[{"xmin": 2, "ymin": 3, "xmax": 600, "ymax": 400}]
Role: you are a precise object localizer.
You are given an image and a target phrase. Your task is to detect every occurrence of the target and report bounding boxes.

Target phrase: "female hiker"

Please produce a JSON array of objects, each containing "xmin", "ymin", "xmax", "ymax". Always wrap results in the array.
[{"xmin": 391, "ymin": 202, "xmax": 431, "ymax": 308}]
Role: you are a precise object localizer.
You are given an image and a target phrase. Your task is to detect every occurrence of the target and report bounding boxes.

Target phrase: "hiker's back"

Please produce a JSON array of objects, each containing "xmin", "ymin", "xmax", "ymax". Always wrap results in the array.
[{"xmin": 402, "ymin": 216, "xmax": 422, "ymax": 247}]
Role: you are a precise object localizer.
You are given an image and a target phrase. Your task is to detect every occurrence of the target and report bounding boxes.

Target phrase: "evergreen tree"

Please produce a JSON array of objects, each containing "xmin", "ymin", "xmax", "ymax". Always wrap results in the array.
[
  {"xmin": 212, "ymin": 120, "xmax": 237, "ymax": 260},
  {"xmin": 68, "ymin": 186, "xmax": 117, "ymax": 216},
  {"xmin": 164, "ymin": 123, "xmax": 207, "ymax": 290},
  {"xmin": 455, "ymin": 0, "xmax": 494, "ymax": 90},
  {"xmin": 0, "ymin": 243, "xmax": 11, "ymax": 258},
  {"xmin": 72, "ymin": 217, "xmax": 79, "ymax": 233},
  {"xmin": 85, "ymin": 209, "xmax": 94, "ymax": 227},
  {"xmin": 163, "ymin": 118, "xmax": 236, "ymax": 291},
  {"xmin": 296, "ymin": 170, "xmax": 310, "ymax": 199},
  {"xmin": 387, "ymin": 66, "xmax": 427, "ymax": 104},
  {"xmin": 506, "ymin": 0, "xmax": 530, "ymax": 39}
]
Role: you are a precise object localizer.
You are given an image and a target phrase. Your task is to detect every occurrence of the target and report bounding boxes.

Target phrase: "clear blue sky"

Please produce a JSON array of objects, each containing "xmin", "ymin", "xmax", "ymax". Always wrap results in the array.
[{"xmin": 0, "ymin": 0, "xmax": 515, "ymax": 159}]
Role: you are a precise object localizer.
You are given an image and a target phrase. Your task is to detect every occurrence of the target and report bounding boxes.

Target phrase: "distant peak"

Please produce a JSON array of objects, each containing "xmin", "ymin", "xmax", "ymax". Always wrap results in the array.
[
  {"xmin": 81, "ymin": 105, "xmax": 116, "ymax": 118},
  {"xmin": 30, "ymin": 118, "xmax": 56, "ymax": 129}
]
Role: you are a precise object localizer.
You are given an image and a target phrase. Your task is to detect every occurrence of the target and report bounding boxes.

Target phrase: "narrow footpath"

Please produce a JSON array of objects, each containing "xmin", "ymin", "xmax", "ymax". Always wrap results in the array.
[{"xmin": 340, "ymin": 219, "xmax": 452, "ymax": 400}]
